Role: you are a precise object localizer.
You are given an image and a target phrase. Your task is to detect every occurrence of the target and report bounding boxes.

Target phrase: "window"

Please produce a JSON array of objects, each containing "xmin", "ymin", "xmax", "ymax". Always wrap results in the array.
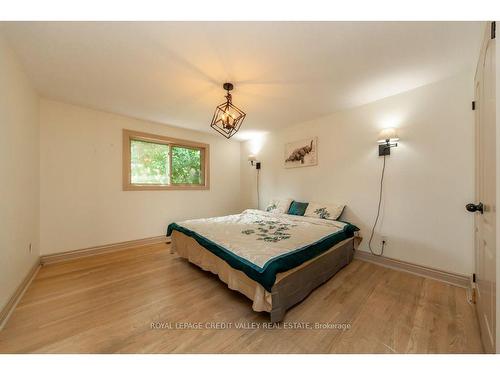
[{"xmin": 123, "ymin": 129, "xmax": 209, "ymax": 190}]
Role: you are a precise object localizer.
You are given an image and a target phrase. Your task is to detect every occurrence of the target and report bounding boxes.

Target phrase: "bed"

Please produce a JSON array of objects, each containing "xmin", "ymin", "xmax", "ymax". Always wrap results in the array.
[{"xmin": 167, "ymin": 209, "xmax": 359, "ymax": 322}]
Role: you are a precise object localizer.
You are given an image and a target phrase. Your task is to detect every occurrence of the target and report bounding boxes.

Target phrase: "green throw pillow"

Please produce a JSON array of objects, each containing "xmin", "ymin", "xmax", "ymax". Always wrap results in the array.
[{"xmin": 288, "ymin": 200, "xmax": 309, "ymax": 216}]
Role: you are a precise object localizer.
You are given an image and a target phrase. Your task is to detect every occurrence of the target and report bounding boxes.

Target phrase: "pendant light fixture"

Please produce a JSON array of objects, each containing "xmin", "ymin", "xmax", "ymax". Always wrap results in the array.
[{"xmin": 210, "ymin": 82, "xmax": 246, "ymax": 139}]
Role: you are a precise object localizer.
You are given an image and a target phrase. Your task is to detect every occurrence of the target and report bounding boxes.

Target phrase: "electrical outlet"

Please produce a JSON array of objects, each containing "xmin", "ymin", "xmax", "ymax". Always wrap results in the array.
[{"xmin": 29, "ymin": 243, "xmax": 32, "ymax": 253}]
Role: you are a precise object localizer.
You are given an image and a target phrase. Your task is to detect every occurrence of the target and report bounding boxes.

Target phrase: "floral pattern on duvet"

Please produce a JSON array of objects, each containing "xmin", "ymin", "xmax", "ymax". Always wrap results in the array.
[{"xmin": 241, "ymin": 219, "xmax": 297, "ymax": 242}]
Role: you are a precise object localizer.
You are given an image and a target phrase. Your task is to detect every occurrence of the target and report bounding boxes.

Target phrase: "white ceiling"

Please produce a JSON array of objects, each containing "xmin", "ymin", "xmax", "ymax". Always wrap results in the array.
[{"xmin": 1, "ymin": 21, "xmax": 483, "ymax": 140}]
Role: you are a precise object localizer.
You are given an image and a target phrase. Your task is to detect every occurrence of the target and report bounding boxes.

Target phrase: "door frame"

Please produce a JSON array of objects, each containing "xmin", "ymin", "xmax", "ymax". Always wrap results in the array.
[{"xmin": 473, "ymin": 20, "xmax": 497, "ymax": 354}]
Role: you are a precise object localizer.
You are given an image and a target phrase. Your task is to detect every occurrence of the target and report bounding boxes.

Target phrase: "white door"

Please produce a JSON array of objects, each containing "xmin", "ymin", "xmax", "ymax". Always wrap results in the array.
[{"xmin": 471, "ymin": 21, "xmax": 496, "ymax": 354}]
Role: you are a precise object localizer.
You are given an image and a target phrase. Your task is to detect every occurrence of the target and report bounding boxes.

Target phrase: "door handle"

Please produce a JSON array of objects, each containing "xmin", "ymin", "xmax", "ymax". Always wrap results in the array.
[{"xmin": 466, "ymin": 202, "xmax": 484, "ymax": 214}]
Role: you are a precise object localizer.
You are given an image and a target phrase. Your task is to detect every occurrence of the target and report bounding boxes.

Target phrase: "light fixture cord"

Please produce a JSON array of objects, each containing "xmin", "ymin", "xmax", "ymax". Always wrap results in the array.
[
  {"xmin": 256, "ymin": 168, "xmax": 260, "ymax": 210},
  {"xmin": 368, "ymin": 153, "xmax": 386, "ymax": 256}
]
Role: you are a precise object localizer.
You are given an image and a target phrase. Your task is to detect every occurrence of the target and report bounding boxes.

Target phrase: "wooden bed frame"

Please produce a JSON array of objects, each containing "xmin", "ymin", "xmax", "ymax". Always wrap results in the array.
[{"xmin": 269, "ymin": 238, "xmax": 355, "ymax": 322}]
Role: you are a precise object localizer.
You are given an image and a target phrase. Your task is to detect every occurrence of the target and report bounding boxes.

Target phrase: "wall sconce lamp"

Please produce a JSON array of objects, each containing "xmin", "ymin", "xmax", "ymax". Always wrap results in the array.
[
  {"xmin": 248, "ymin": 154, "xmax": 261, "ymax": 169},
  {"xmin": 369, "ymin": 127, "xmax": 400, "ymax": 257},
  {"xmin": 377, "ymin": 128, "xmax": 399, "ymax": 156}
]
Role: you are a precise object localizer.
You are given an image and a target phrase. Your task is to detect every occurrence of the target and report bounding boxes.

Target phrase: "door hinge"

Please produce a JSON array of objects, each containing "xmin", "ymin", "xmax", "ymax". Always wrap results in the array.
[
  {"xmin": 472, "ymin": 101, "xmax": 476, "ymax": 110},
  {"xmin": 492, "ymin": 21, "xmax": 496, "ymax": 39},
  {"xmin": 473, "ymin": 273, "xmax": 476, "ymax": 283}
]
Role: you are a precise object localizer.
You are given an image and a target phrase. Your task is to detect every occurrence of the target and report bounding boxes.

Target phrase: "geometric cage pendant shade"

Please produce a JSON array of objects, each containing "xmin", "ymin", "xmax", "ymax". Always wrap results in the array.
[{"xmin": 210, "ymin": 82, "xmax": 246, "ymax": 139}]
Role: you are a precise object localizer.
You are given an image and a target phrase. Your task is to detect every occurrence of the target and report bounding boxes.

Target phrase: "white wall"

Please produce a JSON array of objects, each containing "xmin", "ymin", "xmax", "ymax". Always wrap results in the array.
[
  {"xmin": 40, "ymin": 99, "xmax": 241, "ymax": 255},
  {"xmin": 0, "ymin": 35, "xmax": 40, "ymax": 311},
  {"xmin": 241, "ymin": 71, "xmax": 475, "ymax": 276}
]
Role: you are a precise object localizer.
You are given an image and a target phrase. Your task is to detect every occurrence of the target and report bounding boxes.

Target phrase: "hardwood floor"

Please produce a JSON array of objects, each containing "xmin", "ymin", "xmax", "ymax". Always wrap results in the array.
[{"xmin": 0, "ymin": 243, "xmax": 483, "ymax": 353}]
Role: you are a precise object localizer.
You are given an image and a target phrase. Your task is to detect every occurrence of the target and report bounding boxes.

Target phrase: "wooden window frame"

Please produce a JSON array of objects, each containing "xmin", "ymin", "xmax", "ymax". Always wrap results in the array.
[{"xmin": 123, "ymin": 129, "xmax": 210, "ymax": 191}]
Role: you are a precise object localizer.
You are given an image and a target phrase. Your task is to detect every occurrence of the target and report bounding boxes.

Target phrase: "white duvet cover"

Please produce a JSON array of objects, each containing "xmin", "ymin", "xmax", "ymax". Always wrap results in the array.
[{"xmin": 174, "ymin": 209, "xmax": 351, "ymax": 270}]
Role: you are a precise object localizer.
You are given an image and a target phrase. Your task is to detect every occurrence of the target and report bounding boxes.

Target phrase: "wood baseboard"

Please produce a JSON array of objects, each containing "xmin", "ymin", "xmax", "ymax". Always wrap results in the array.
[
  {"xmin": 0, "ymin": 259, "xmax": 41, "ymax": 330},
  {"xmin": 40, "ymin": 235, "xmax": 168, "ymax": 265},
  {"xmin": 354, "ymin": 250, "xmax": 470, "ymax": 288},
  {"xmin": 2, "ymin": 236, "xmax": 168, "ymax": 330}
]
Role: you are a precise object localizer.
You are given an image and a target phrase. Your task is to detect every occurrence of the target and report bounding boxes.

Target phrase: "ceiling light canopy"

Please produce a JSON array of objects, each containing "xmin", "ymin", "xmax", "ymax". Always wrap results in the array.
[{"xmin": 210, "ymin": 83, "xmax": 246, "ymax": 139}]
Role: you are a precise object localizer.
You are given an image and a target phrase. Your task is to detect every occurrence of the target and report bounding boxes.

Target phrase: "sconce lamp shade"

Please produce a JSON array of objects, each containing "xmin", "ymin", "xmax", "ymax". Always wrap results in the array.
[
  {"xmin": 248, "ymin": 155, "xmax": 257, "ymax": 163},
  {"xmin": 377, "ymin": 128, "xmax": 399, "ymax": 143}
]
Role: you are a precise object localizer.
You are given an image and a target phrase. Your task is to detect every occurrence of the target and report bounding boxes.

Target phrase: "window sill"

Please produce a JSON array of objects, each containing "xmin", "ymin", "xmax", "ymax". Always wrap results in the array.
[{"xmin": 123, "ymin": 184, "xmax": 210, "ymax": 191}]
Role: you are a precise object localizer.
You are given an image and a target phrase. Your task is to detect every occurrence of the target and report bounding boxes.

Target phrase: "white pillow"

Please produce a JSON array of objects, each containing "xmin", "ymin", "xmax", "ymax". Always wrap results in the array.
[
  {"xmin": 265, "ymin": 198, "xmax": 292, "ymax": 214},
  {"xmin": 304, "ymin": 202, "xmax": 345, "ymax": 221}
]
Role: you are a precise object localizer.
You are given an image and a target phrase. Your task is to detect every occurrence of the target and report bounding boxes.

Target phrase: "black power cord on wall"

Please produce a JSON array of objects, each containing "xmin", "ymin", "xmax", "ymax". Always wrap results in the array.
[
  {"xmin": 254, "ymin": 162, "xmax": 261, "ymax": 209},
  {"xmin": 368, "ymin": 154, "xmax": 387, "ymax": 256},
  {"xmin": 256, "ymin": 168, "xmax": 260, "ymax": 209}
]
